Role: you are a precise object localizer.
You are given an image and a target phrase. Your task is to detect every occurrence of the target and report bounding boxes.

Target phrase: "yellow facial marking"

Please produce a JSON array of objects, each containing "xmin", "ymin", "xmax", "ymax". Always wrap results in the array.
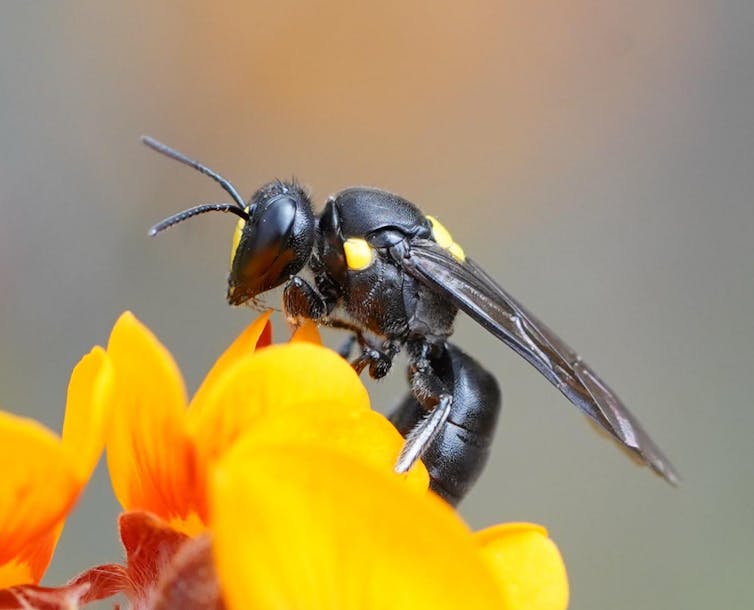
[
  {"xmin": 343, "ymin": 238, "xmax": 374, "ymax": 271},
  {"xmin": 230, "ymin": 207, "xmax": 250, "ymax": 269},
  {"xmin": 427, "ymin": 215, "xmax": 466, "ymax": 262}
]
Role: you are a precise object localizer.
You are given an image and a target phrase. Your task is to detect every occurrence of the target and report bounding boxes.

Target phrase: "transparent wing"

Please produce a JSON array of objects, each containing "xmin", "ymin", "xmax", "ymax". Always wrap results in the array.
[{"xmin": 399, "ymin": 240, "xmax": 678, "ymax": 484}]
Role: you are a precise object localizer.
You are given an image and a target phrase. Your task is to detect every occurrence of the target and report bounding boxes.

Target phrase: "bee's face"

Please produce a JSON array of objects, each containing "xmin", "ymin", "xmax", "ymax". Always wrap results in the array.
[{"xmin": 227, "ymin": 181, "xmax": 315, "ymax": 306}]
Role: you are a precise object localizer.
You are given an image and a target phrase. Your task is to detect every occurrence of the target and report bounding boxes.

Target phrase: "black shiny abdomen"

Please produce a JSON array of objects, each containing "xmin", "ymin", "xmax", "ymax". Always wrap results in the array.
[{"xmin": 390, "ymin": 343, "xmax": 502, "ymax": 505}]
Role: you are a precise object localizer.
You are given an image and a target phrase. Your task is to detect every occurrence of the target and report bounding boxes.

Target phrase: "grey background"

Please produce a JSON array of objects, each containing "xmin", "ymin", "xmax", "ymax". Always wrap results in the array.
[{"xmin": 1, "ymin": 2, "xmax": 752, "ymax": 608}]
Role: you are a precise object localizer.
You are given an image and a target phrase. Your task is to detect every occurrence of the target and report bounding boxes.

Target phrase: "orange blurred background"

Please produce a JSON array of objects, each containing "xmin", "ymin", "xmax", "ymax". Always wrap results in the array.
[{"xmin": 1, "ymin": 2, "xmax": 752, "ymax": 608}]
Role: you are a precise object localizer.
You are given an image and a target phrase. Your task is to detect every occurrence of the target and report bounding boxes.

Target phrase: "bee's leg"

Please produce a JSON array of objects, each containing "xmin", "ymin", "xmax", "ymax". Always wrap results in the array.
[
  {"xmin": 283, "ymin": 281, "xmax": 400, "ymax": 379},
  {"xmin": 349, "ymin": 339, "xmax": 401, "ymax": 379},
  {"xmin": 317, "ymin": 318, "xmax": 400, "ymax": 380},
  {"xmin": 313, "ymin": 317, "xmax": 373, "ymax": 368},
  {"xmin": 283, "ymin": 276, "xmax": 332, "ymax": 322},
  {"xmin": 394, "ymin": 393, "xmax": 452, "ymax": 474},
  {"xmin": 394, "ymin": 340, "xmax": 452, "ymax": 473}
]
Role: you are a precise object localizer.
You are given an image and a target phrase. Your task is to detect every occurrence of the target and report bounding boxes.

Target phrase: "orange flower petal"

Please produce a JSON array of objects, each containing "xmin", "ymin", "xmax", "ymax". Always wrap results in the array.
[
  {"xmin": 0, "ymin": 521, "xmax": 63, "ymax": 588},
  {"xmin": 289, "ymin": 319, "xmax": 322, "ymax": 345},
  {"xmin": 0, "ymin": 412, "xmax": 78, "ymax": 580},
  {"xmin": 61, "ymin": 346, "xmax": 115, "ymax": 482},
  {"xmin": 190, "ymin": 312, "xmax": 272, "ymax": 411},
  {"xmin": 475, "ymin": 523, "xmax": 569, "ymax": 610},
  {"xmin": 211, "ymin": 444, "xmax": 503, "ymax": 610},
  {"xmin": 189, "ymin": 342, "xmax": 370, "ymax": 464},
  {"xmin": 106, "ymin": 312, "xmax": 197, "ymax": 524},
  {"xmin": 12, "ymin": 523, "xmax": 63, "ymax": 586},
  {"xmin": 0, "ymin": 559, "xmax": 33, "ymax": 590}
]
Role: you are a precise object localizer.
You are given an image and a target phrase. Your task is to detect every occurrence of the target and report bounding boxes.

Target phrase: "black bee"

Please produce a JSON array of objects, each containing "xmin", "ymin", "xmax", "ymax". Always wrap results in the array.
[{"xmin": 144, "ymin": 136, "xmax": 678, "ymax": 505}]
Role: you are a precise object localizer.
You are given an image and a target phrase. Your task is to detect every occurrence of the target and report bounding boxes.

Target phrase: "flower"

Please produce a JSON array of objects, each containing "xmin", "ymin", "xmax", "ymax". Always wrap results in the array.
[
  {"xmin": 0, "ymin": 347, "xmax": 113, "ymax": 588},
  {"xmin": 103, "ymin": 311, "xmax": 567, "ymax": 609},
  {"xmin": 0, "ymin": 311, "xmax": 566, "ymax": 609},
  {"xmin": 104, "ymin": 311, "xmax": 428, "ymax": 536},
  {"xmin": 211, "ymin": 438, "xmax": 569, "ymax": 610},
  {"xmin": 476, "ymin": 523, "xmax": 569, "ymax": 609}
]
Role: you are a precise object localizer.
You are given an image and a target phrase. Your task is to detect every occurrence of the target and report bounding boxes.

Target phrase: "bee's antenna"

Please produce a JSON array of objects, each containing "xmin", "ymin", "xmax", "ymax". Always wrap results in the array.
[
  {"xmin": 141, "ymin": 135, "xmax": 247, "ymax": 210},
  {"xmin": 149, "ymin": 203, "xmax": 249, "ymax": 236}
]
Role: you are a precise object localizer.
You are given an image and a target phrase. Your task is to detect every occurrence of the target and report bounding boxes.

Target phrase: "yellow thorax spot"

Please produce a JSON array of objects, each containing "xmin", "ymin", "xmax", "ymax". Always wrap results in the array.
[
  {"xmin": 447, "ymin": 241, "xmax": 466, "ymax": 261},
  {"xmin": 230, "ymin": 207, "xmax": 250, "ymax": 269},
  {"xmin": 427, "ymin": 215, "xmax": 466, "ymax": 262},
  {"xmin": 343, "ymin": 237, "xmax": 374, "ymax": 271}
]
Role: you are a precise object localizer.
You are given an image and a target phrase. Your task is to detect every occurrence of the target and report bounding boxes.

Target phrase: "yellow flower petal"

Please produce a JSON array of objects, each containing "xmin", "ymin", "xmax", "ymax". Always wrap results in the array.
[
  {"xmin": 236, "ymin": 407, "xmax": 428, "ymax": 491},
  {"xmin": 61, "ymin": 346, "xmax": 115, "ymax": 482},
  {"xmin": 475, "ymin": 523, "xmax": 569, "ymax": 610},
  {"xmin": 211, "ymin": 444, "xmax": 503, "ymax": 610},
  {"xmin": 106, "ymin": 312, "xmax": 197, "ymax": 524},
  {"xmin": 190, "ymin": 311, "xmax": 272, "ymax": 412},
  {"xmin": 0, "ymin": 412, "xmax": 78, "ymax": 580},
  {"xmin": 189, "ymin": 343, "xmax": 370, "ymax": 465}
]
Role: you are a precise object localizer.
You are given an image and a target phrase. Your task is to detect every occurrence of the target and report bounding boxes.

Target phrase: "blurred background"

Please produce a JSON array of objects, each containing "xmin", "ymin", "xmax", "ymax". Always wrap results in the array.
[{"xmin": 1, "ymin": 2, "xmax": 752, "ymax": 608}]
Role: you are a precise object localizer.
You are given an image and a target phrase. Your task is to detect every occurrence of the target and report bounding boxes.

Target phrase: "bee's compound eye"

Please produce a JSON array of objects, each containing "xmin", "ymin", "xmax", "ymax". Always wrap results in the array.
[
  {"xmin": 229, "ymin": 207, "xmax": 251, "ymax": 269},
  {"xmin": 426, "ymin": 215, "xmax": 465, "ymax": 262},
  {"xmin": 343, "ymin": 237, "xmax": 375, "ymax": 271}
]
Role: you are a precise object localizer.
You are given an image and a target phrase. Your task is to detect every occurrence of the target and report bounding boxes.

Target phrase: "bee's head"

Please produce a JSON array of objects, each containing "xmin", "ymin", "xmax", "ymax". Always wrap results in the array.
[
  {"xmin": 143, "ymin": 136, "xmax": 315, "ymax": 307},
  {"xmin": 226, "ymin": 180, "xmax": 315, "ymax": 305}
]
